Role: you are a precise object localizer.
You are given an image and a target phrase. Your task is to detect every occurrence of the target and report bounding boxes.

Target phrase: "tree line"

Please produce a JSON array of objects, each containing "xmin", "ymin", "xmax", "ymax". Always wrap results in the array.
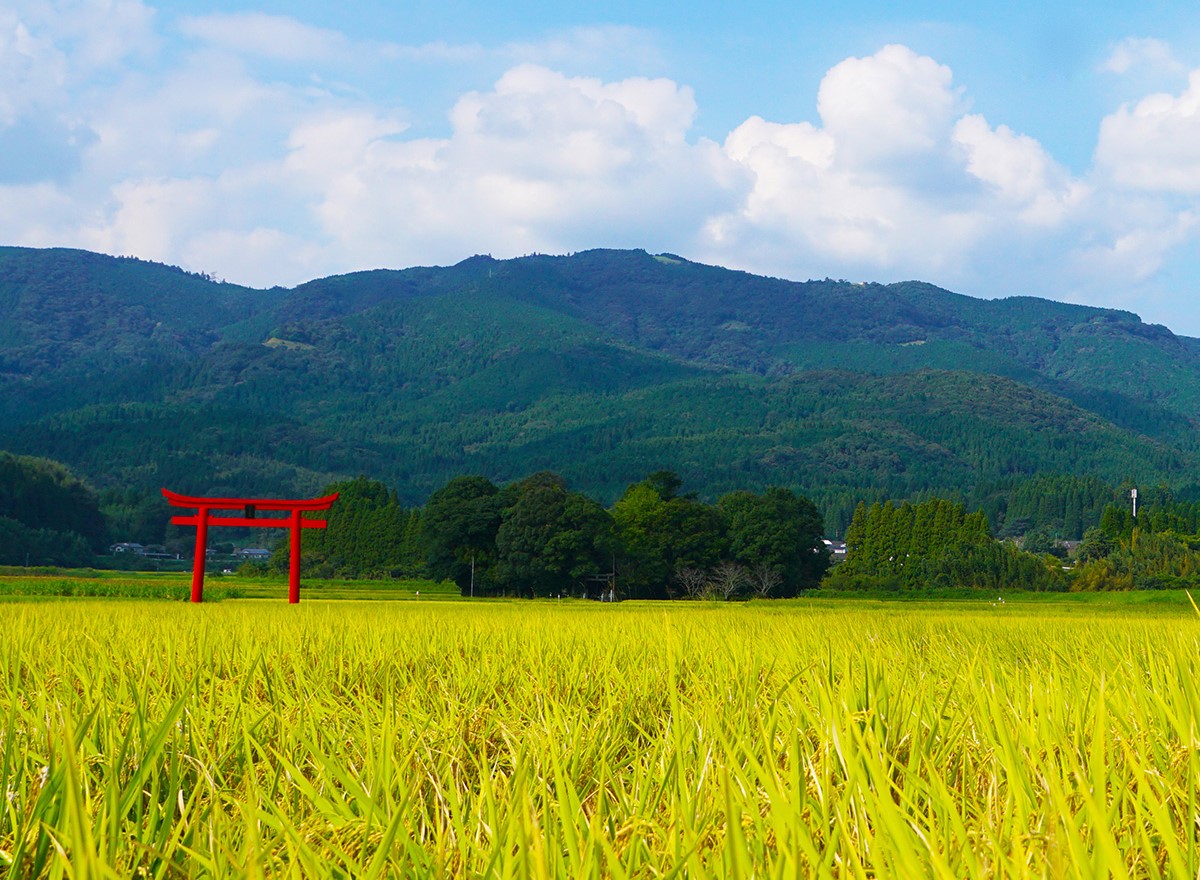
[
  {"xmin": 11, "ymin": 443, "xmax": 1200, "ymax": 595},
  {"xmin": 284, "ymin": 471, "xmax": 1200, "ymax": 596},
  {"xmin": 827, "ymin": 489, "xmax": 1200, "ymax": 593},
  {"xmin": 279, "ymin": 471, "xmax": 829, "ymax": 599},
  {"xmin": 827, "ymin": 498, "xmax": 1065, "ymax": 592}
]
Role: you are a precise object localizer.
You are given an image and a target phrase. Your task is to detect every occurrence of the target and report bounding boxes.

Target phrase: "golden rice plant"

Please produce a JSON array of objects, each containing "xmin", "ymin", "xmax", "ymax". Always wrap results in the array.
[{"xmin": 1, "ymin": 598, "xmax": 1199, "ymax": 877}]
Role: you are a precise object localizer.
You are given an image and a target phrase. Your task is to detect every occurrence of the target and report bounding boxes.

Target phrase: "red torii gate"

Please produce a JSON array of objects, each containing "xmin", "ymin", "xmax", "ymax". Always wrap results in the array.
[{"xmin": 162, "ymin": 488, "xmax": 339, "ymax": 604}]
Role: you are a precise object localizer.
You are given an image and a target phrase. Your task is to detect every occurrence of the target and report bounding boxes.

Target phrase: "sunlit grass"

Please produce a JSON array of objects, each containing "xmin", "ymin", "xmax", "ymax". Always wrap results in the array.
[
  {"xmin": 2, "ymin": 599, "xmax": 1199, "ymax": 876},
  {"xmin": 0, "ymin": 572, "xmax": 456, "ymax": 602},
  {"xmin": 0, "ymin": 575, "xmax": 235, "ymax": 602}
]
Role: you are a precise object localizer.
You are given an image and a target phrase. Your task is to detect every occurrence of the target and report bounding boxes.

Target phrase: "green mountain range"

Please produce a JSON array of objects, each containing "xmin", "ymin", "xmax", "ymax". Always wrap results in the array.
[{"xmin": 1, "ymin": 245, "xmax": 1197, "ymax": 533}]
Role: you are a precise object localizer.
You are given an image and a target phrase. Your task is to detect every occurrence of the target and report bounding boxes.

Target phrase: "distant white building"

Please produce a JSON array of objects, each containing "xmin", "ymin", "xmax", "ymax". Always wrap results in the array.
[
  {"xmin": 235, "ymin": 548, "xmax": 272, "ymax": 561},
  {"xmin": 822, "ymin": 539, "xmax": 847, "ymax": 560}
]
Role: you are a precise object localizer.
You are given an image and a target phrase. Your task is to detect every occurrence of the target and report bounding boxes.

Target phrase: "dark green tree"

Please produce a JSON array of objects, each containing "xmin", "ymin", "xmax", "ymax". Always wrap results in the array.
[
  {"xmin": 643, "ymin": 470, "xmax": 683, "ymax": 501},
  {"xmin": 0, "ymin": 452, "xmax": 105, "ymax": 552},
  {"xmin": 1021, "ymin": 527, "xmax": 1064, "ymax": 558},
  {"xmin": 1099, "ymin": 504, "xmax": 1134, "ymax": 540},
  {"xmin": 719, "ymin": 487, "xmax": 828, "ymax": 595},
  {"xmin": 660, "ymin": 497, "xmax": 727, "ymax": 580},
  {"xmin": 0, "ymin": 517, "xmax": 93, "ymax": 567},
  {"xmin": 828, "ymin": 496, "xmax": 1060, "ymax": 591},
  {"xmin": 611, "ymin": 473, "xmax": 726, "ymax": 598},
  {"xmin": 1076, "ymin": 526, "xmax": 1114, "ymax": 562},
  {"xmin": 611, "ymin": 481, "xmax": 672, "ymax": 598},
  {"xmin": 288, "ymin": 476, "xmax": 417, "ymax": 578},
  {"xmin": 422, "ymin": 475, "xmax": 502, "ymax": 594},
  {"xmin": 495, "ymin": 472, "xmax": 613, "ymax": 597}
]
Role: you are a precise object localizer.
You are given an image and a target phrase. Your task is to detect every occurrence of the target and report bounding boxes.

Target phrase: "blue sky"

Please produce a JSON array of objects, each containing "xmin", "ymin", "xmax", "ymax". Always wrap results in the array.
[{"xmin": 4, "ymin": 1, "xmax": 1200, "ymax": 332}]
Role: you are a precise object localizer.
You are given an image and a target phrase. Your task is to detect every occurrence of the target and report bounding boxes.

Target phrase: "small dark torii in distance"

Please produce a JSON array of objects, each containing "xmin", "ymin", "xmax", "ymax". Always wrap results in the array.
[{"xmin": 162, "ymin": 488, "xmax": 339, "ymax": 603}]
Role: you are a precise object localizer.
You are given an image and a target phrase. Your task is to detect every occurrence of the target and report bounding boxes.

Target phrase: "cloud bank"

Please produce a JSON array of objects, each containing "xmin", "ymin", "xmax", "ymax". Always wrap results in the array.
[{"xmin": 2, "ymin": 2, "xmax": 1200, "ymax": 330}]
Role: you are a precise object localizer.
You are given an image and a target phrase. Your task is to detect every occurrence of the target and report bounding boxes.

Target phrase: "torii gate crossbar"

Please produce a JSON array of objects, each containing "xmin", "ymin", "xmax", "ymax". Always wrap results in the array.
[{"xmin": 162, "ymin": 488, "xmax": 339, "ymax": 603}]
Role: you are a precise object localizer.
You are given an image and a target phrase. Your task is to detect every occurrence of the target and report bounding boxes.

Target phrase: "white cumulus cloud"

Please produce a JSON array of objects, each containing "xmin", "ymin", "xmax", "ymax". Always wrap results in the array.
[
  {"xmin": 1095, "ymin": 71, "xmax": 1200, "ymax": 193},
  {"xmin": 179, "ymin": 12, "xmax": 349, "ymax": 62},
  {"xmin": 952, "ymin": 114, "xmax": 1087, "ymax": 225},
  {"xmin": 0, "ymin": 0, "xmax": 155, "ymax": 124},
  {"xmin": 279, "ymin": 64, "xmax": 742, "ymax": 271},
  {"xmin": 705, "ymin": 46, "xmax": 1089, "ymax": 285},
  {"xmin": 818, "ymin": 44, "xmax": 964, "ymax": 170},
  {"xmin": 699, "ymin": 42, "xmax": 1200, "ymax": 320},
  {"xmin": 1102, "ymin": 37, "xmax": 1185, "ymax": 75}
]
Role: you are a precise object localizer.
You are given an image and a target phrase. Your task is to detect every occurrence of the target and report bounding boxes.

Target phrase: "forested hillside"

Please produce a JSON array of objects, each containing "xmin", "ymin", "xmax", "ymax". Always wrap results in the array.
[
  {"xmin": 3, "ymin": 245, "xmax": 1200, "ymax": 537},
  {"xmin": 0, "ymin": 451, "xmax": 104, "ymax": 565}
]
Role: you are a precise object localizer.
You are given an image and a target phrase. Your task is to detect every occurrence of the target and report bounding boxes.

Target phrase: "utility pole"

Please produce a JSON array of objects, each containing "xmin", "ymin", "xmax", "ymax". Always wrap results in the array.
[
  {"xmin": 1130, "ymin": 487, "xmax": 1140, "ymax": 553},
  {"xmin": 470, "ymin": 552, "xmax": 475, "ymax": 598}
]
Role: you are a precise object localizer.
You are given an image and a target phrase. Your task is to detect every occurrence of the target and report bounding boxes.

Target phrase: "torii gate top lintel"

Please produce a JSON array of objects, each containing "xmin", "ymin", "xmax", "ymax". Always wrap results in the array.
[
  {"xmin": 161, "ymin": 488, "xmax": 339, "ymax": 513},
  {"xmin": 162, "ymin": 488, "xmax": 338, "ymax": 604}
]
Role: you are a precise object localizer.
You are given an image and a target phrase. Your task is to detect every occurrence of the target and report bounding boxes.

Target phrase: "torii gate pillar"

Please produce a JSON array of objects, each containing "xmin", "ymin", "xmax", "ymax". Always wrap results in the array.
[{"xmin": 162, "ymin": 489, "xmax": 339, "ymax": 603}]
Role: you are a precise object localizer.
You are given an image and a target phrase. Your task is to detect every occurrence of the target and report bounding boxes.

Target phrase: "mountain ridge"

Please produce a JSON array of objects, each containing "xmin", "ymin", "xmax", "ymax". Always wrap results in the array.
[{"xmin": 1, "ymin": 244, "xmax": 1197, "ymax": 533}]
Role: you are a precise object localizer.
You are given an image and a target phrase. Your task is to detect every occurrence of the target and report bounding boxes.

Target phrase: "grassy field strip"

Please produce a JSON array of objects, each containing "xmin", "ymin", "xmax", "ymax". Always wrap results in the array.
[
  {"xmin": 0, "ymin": 574, "xmax": 456, "ymax": 602},
  {"xmin": 2, "ymin": 601, "xmax": 1199, "ymax": 876}
]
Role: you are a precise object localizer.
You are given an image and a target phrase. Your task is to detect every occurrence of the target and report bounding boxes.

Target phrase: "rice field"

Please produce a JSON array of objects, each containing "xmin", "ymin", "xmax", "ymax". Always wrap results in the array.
[{"xmin": 2, "ymin": 596, "xmax": 1200, "ymax": 877}]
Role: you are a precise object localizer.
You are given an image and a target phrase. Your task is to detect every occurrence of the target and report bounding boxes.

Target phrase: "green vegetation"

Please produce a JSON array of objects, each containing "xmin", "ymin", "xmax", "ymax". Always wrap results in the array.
[
  {"xmin": 3, "ymin": 599, "xmax": 1200, "ymax": 876},
  {"xmin": 829, "ymin": 498, "xmax": 1065, "ymax": 592},
  {"xmin": 12, "ymin": 246, "xmax": 1200, "ymax": 591},
  {"xmin": 0, "ymin": 570, "xmax": 457, "ymax": 603},
  {"xmin": 11, "ymin": 452, "xmax": 1200, "ymax": 595},
  {"xmin": 493, "ymin": 472, "xmax": 614, "ymax": 598},
  {"xmin": 414, "ymin": 471, "xmax": 827, "ymax": 599},
  {"xmin": 5, "ymin": 246, "xmax": 1200, "ymax": 517},
  {"xmin": 0, "ymin": 452, "xmax": 104, "ymax": 566},
  {"xmin": 294, "ymin": 476, "xmax": 424, "ymax": 578},
  {"xmin": 0, "ymin": 569, "xmax": 244, "ymax": 601}
]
